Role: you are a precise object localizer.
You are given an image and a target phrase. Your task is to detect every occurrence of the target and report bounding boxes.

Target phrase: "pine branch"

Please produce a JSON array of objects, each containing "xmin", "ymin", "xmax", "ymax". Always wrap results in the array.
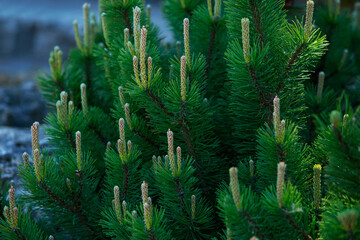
[
  {"xmin": 73, "ymin": 209, "xmax": 97, "ymax": 238},
  {"xmin": 52, "ymin": 76, "xmax": 65, "ymax": 92},
  {"xmin": 146, "ymin": 89, "xmax": 176, "ymax": 117},
  {"xmin": 178, "ymin": 103, "xmax": 211, "ymax": 199},
  {"xmin": 14, "ymin": 228, "xmax": 26, "ymax": 240},
  {"xmin": 123, "ymin": 10, "xmax": 133, "ymax": 35},
  {"xmin": 174, "ymin": 178, "xmax": 186, "ymax": 214},
  {"xmin": 324, "ymin": 69, "xmax": 339, "ymax": 80},
  {"xmin": 188, "ymin": 71, "xmax": 193, "ymax": 93},
  {"xmin": 184, "ymin": 7, "xmax": 192, "ymax": 17},
  {"xmin": 270, "ymin": 43, "xmax": 305, "ymax": 105},
  {"xmin": 249, "ymin": 0, "xmax": 265, "ymax": 46},
  {"xmin": 309, "ymin": 116, "xmax": 317, "ymax": 143},
  {"xmin": 333, "ymin": 128, "xmax": 356, "ymax": 163},
  {"xmin": 40, "ymin": 182, "xmax": 97, "ymax": 236},
  {"xmin": 131, "ymin": 128, "xmax": 159, "ymax": 150},
  {"xmin": 40, "ymin": 182, "xmax": 73, "ymax": 211},
  {"xmin": 76, "ymin": 171, "xmax": 83, "ymax": 203},
  {"xmin": 180, "ymin": 104, "xmax": 196, "ymax": 158},
  {"xmin": 247, "ymin": 64, "xmax": 268, "ymax": 106},
  {"xmin": 205, "ymin": 25, "xmax": 217, "ymax": 77},
  {"xmin": 85, "ymin": 57, "xmax": 92, "ymax": 89},
  {"xmin": 95, "ymin": 166, "xmax": 108, "ymax": 196},
  {"xmin": 243, "ymin": 210, "xmax": 267, "ymax": 240},
  {"xmin": 66, "ymin": 130, "xmax": 76, "ymax": 149},
  {"xmin": 276, "ymin": 143, "xmax": 286, "ymax": 163},
  {"xmin": 281, "ymin": 208, "xmax": 313, "ymax": 240},
  {"xmin": 90, "ymin": 124, "xmax": 108, "ymax": 145},
  {"xmin": 312, "ymin": 24, "xmax": 334, "ymax": 81},
  {"xmin": 146, "ymin": 228, "xmax": 156, "ymax": 240},
  {"xmin": 284, "ymin": 43, "xmax": 305, "ymax": 75},
  {"xmin": 122, "ymin": 164, "xmax": 129, "ymax": 200}
]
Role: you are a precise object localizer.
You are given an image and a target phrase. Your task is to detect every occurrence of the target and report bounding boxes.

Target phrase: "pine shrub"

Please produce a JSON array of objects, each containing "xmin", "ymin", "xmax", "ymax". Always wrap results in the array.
[{"xmin": 1, "ymin": 0, "xmax": 360, "ymax": 239}]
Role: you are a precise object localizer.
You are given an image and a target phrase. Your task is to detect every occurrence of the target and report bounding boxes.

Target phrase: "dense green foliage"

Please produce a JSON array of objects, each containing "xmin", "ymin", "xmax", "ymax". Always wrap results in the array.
[{"xmin": 1, "ymin": 0, "xmax": 360, "ymax": 239}]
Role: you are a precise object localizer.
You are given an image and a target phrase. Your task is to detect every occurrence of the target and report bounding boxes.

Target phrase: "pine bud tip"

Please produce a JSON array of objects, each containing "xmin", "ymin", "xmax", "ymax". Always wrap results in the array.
[
  {"xmin": 276, "ymin": 162, "xmax": 286, "ymax": 207},
  {"xmin": 241, "ymin": 18, "xmax": 250, "ymax": 63},
  {"xmin": 229, "ymin": 167, "xmax": 241, "ymax": 211}
]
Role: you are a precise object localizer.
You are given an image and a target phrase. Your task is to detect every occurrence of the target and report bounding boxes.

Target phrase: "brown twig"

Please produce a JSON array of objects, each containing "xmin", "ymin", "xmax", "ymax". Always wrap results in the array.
[
  {"xmin": 205, "ymin": 24, "xmax": 217, "ymax": 77},
  {"xmin": 249, "ymin": 0, "xmax": 265, "ymax": 47},
  {"xmin": 122, "ymin": 164, "xmax": 129, "ymax": 200},
  {"xmin": 123, "ymin": 10, "xmax": 133, "ymax": 35},
  {"xmin": 66, "ymin": 130, "xmax": 76, "ymax": 149},
  {"xmin": 40, "ymin": 182, "xmax": 96, "ymax": 236},
  {"xmin": 131, "ymin": 129, "xmax": 159, "ymax": 150},
  {"xmin": 334, "ymin": 128, "xmax": 356, "ymax": 163},
  {"xmin": 276, "ymin": 143, "xmax": 286, "ymax": 163},
  {"xmin": 146, "ymin": 89, "xmax": 176, "ymax": 117},
  {"xmin": 174, "ymin": 178, "xmax": 187, "ymax": 213},
  {"xmin": 243, "ymin": 211, "xmax": 267, "ymax": 239},
  {"xmin": 180, "ymin": 104, "xmax": 196, "ymax": 158},
  {"xmin": 40, "ymin": 183, "xmax": 73, "ymax": 211},
  {"xmin": 76, "ymin": 171, "xmax": 83, "ymax": 202},
  {"xmin": 95, "ymin": 167, "xmax": 107, "ymax": 195},
  {"xmin": 146, "ymin": 228, "xmax": 156, "ymax": 240},
  {"xmin": 85, "ymin": 57, "xmax": 91, "ymax": 91},
  {"xmin": 13, "ymin": 228, "xmax": 26, "ymax": 240},
  {"xmin": 284, "ymin": 44, "xmax": 304, "ymax": 75},
  {"xmin": 188, "ymin": 71, "xmax": 193, "ymax": 93},
  {"xmin": 247, "ymin": 65, "xmax": 268, "ymax": 106},
  {"xmin": 266, "ymin": 43, "xmax": 305, "ymax": 111},
  {"xmin": 312, "ymin": 24, "xmax": 334, "ymax": 83},
  {"xmin": 53, "ymin": 77, "xmax": 65, "ymax": 92},
  {"xmin": 90, "ymin": 125, "xmax": 108, "ymax": 145},
  {"xmin": 282, "ymin": 208, "xmax": 313, "ymax": 240}
]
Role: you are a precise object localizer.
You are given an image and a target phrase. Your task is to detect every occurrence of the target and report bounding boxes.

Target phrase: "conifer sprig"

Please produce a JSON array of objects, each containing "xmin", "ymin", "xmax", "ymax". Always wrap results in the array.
[
  {"xmin": 304, "ymin": 0, "xmax": 315, "ymax": 39},
  {"xmin": 167, "ymin": 129, "xmax": 177, "ymax": 176},
  {"xmin": 133, "ymin": 56, "xmax": 141, "ymax": 86},
  {"xmin": 22, "ymin": 152, "xmax": 29, "ymax": 169},
  {"xmin": 133, "ymin": 6, "xmax": 141, "ymax": 53},
  {"xmin": 214, "ymin": 0, "xmax": 221, "ymax": 17},
  {"xmin": 83, "ymin": 3, "xmax": 90, "ymax": 50},
  {"xmin": 339, "ymin": 49, "xmax": 348, "ymax": 70},
  {"xmin": 33, "ymin": 149, "xmax": 41, "ymax": 182},
  {"xmin": 276, "ymin": 162, "xmax": 286, "ymax": 207},
  {"xmin": 76, "ymin": 131, "xmax": 82, "ymax": 170},
  {"xmin": 114, "ymin": 185, "xmax": 122, "ymax": 222},
  {"xmin": 72, "ymin": 3, "xmax": 96, "ymax": 55},
  {"xmin": 183, "ymin": 18, "xmax": 190, "ymax": 67},
  {"xmin": 180, "ymin": 56, "xmax": 186, "ymax": 101},
  {"xmin": 317, "ymin": 72, "xmax": 325, "ymax": 102},
  {"xmin": 229, "ymin": 167, "xmax": 241, "ymax": 211},
  {"xmin": 73, "ymin": 20, "xmax": 83, "ymax": 52},
  {"xmin": 124, "ymin": 28, "xmax": 129, "ymax": 50},
  {"xmin": 49, "ymin": 46, "xmax": 63, "ymax": 81},
  {"xmin": 241, "ymin": 18, "xmax": 250, "ymax": 63},
  {"xmin": 273, "ymin": 96, "xmax": 281, "ymax": 142},
  {"xmin": 140, "ymin": 26, "xmax": 148, "ymax": 88},
  {"xmin": 80, "ymin": 83, "xmax": 88, "ymax": 117},
  {"xmin": 101, "ymin": 13, "xmax": 110, "ymax": 44},
  {"xmin": 124, "ymin": 103, "xmax": 132, "ymax": 129},
  {"xmin": 313, "ymin": 164, "xmax": 321, "ymax": 209},
  {"xmin": 31, "ymin": 122, "xmax": 40, "ymax": 156},
  {"xmin": 3, "ymin": 187, "xmax": 18, "ymax": 230}
]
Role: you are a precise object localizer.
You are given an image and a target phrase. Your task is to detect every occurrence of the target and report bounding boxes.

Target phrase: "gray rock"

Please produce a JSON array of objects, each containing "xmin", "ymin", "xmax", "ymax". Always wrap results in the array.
[
  {"xmin": 0, "ymin": 81, "xmax": 47, "ymax": 127},
  {"xmin": 0, "ymin": 126, "xmax": 48, "ymax": 183}
]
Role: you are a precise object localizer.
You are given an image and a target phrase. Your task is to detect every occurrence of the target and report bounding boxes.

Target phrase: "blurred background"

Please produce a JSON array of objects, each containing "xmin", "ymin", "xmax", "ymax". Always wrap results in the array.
[{"xmin": 0, "ymin": 0, "xmax": 168, "ymax": 182}]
